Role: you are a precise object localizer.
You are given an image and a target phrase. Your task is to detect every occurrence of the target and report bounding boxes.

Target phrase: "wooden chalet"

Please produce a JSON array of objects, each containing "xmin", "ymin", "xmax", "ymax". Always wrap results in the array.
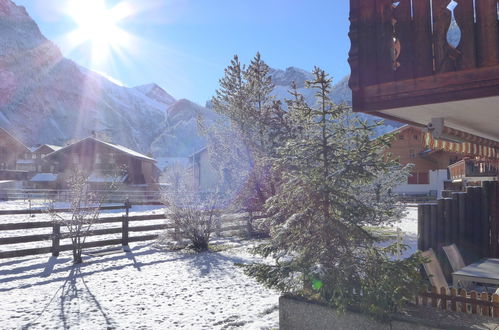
[
  {"xmin": 0, "ymin": 127, "xmax": 30, "ymax": 180},
  {"xmin": 31, "ymin": 144, "xmax": 62, "ymax": 174},
  {"xmin": 40, "ymin": 137, "xmax": 159, "ymax": 189}
]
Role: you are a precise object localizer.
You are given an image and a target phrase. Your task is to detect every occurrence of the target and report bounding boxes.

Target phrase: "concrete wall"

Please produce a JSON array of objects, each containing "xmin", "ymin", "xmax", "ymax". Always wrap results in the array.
[
  {"xmin": 279, "ymin": 296, "xmax": 499, "ymax": 330},
  {"xmin": 392, "ymin": 169, "xmax": 448, "ymax": 198}
]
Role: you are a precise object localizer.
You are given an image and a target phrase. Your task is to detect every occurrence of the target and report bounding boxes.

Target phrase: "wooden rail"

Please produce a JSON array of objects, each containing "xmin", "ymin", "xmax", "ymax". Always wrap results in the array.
[{"xmin": 0, "ymin": 205, "xmax": 254, "ymax": 259}]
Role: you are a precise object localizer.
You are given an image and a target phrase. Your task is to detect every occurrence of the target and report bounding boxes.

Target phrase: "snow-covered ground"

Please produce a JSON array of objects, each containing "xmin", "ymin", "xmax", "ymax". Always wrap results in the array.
[
  {"xmin": 0, "ymin": 202, "xmax": 420, "ymax": 329},
  {"xmin": 0, "ymin": 239, "xmax": 279, "ymax": 329}
]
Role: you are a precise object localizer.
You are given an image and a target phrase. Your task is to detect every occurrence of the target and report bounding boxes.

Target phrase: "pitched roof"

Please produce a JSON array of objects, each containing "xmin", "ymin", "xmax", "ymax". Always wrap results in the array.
[
  {"xmin": 0, "ymin": 127, "xmax": 30, "ymax": 153},
  {"xmin": 32, "ymin": 144, "xmax": 63, "ymax": 153},
  {"xmin": 44, "ymin": 137, "xmax": 156, "ymax": 162}
]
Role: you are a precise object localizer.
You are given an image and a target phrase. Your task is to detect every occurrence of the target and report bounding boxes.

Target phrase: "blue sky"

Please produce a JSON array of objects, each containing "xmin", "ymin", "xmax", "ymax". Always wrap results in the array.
[{"xmin": 14, "ymin": 0, "xmax": 351, "ymax": 105}]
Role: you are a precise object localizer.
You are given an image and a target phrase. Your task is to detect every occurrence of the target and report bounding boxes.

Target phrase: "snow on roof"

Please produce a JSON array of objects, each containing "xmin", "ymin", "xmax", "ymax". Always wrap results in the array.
[
  {"xmin": 41, "ymin": 144, "xmax": 63, "ymax": 152},
  {"xmin": 44, "ymin": 137, "xmax": 155, "ymax": 162},
  {"xmin": 98, "ymin": 139, "xmax": 155, "ymax": 162},
  {"xmin": 16, "ymin": 159, "xmax": 34, "ymax": 164},
  {"xmin": 30, "ymin": 173, "xmax": 58, "ymax": 182}
]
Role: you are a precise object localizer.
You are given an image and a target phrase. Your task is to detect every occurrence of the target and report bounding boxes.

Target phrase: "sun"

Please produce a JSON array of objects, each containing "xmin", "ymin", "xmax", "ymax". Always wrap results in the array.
[{"xmin": 66, "ymin": 0, "xmax": 132, "ymax": 63}]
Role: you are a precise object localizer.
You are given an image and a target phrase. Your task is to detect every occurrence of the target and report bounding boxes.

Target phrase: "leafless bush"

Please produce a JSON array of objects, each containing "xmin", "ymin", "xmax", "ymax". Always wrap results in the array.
[
  {"xmin": 48, "ymin": 167, "xmax": 122, "ymax": 263},
  {"xmin": 163, "ymin": 169, "xmax": 223, "ymax": 251}
]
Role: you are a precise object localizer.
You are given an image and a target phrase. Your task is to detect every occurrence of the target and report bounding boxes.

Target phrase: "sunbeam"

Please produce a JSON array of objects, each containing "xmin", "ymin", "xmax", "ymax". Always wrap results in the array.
[{"xmin": 64, "ymin": 0, "xmax": 133, "ymax": 65}]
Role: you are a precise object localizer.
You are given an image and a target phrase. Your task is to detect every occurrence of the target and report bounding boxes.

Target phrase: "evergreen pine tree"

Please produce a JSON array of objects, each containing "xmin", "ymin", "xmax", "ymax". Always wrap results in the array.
[{"xmin": 243, "ymin": 67, "xmax": 424, "ymax": 318}]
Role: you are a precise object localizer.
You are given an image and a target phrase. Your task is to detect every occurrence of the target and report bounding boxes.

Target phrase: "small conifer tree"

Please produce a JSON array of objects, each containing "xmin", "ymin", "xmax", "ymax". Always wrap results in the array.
[{"xmin": 242, "ymin": 68, "xmax": 424, "ymax": 318}]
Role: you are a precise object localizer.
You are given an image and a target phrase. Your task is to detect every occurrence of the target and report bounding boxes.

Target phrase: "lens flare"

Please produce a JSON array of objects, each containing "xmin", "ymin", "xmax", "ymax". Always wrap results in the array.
[{"xmin": 65, "ymin": 0, "xmax": 132, "ymax": 64}]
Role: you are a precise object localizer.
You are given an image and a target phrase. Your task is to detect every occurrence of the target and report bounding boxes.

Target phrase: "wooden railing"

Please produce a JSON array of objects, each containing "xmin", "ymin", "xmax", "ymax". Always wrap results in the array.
[
  {"xmin": 449, "ymin": 159, "xmax": 499, "ymax": 180},
  {"xmin": 417, "ymin": 286, "xmax": 499, "ymax": 318},
  {"xmin": 348, "ymin": 0, "xmax": 499, "ymax": 112}
]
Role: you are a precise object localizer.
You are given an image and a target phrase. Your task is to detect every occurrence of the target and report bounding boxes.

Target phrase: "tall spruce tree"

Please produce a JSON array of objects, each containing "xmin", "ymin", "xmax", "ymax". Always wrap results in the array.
[
  {"xmin": 208, "ymin": 53, "xmax": 284, "ymax": 210},
  {"xmin": 243, "ymin": 67, "xmax": 424, "ymax": 318}
]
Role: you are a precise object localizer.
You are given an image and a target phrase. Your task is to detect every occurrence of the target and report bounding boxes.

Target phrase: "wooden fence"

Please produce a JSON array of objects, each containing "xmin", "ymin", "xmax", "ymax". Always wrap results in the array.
[
  {"xmin": 418, "ymin": 181, "xmax": 499, "ymax": 264},
  {"xmin": 0, "ymin": 203, "xmax": 254, "ymax": 259},
  {"xmin": 417, "ymin": 286, "xmax": 499, "ymax": 318}
]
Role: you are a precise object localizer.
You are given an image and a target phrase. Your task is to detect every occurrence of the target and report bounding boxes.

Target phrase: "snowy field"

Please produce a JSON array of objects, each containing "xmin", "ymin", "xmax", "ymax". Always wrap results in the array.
[{"xmin": 0, "ymin": 201, "xmax": 419, "ymax": 329}]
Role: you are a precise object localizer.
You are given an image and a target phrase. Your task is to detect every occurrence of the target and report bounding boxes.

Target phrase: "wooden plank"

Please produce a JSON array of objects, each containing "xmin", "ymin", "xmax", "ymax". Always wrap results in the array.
[
  {"xmin": 493, "ymin": 294, "xmax": 499, "ymax": 318},
  {"xmin": 481, "ymin": 182, "xmax": 491, "ymax": 258},
  {"xmin": 460, "ymin": 289, "xmax": 468, "ymax": 313},
  {"xmin": 454, "ymin": 0, "xmax": 477, "ymax": 70},
  {"xmin": 393, "ymin": 0, "xmax": 414, "ymax": 81},
  {"xmin": 492, "ymin": 182, "xmax": 499, "ymax": 258},
  {"xmin": 128, "ymin": 234, "xmax": 159, "ymax": 243},
  {"xmin": 0, "ymin": 205, "xmax": 125, "ymax": 215},
  {"xmin": 375, "ymin": 0, "xmax": 395, "ymax": 83},
  {"xmin": 450, "ymin": 287, "xmax": 458, "ymax": 312},
  {"xmin": 129, "ymin": 224, "xmax": 174, "ymax": 232},
  {"xmin": 440, "ymin": 287, "xmax": 448, "ymax": 310},
  {"xmin": 355, "ymin": 65, "xmax": 499, "ymax": 113},
  {"xmin": 458, "ymin": 192, "xmax": 466, "ymax": 253},
  {"xmin": 475, "ymin": 0, "xmax": 499, "ymax": 67},
  {"xmin": 0, "ymin": 221, "xmax": 54, "ymax": 231},
  {"xmin": 436, "ymin": 200, "xmax": 444, "ymax": 253},
  {"xmin": 358, "ymin": 0, "xmax": 379, "ymax": 86},
  {"xmin": 470, "ymin": 291, "xmax": 478, "ymax": 314},
  {"xmin": 432, "ymin": 0, "xmax": 457, "ymax": 73},
  {"xmin": 418, "ymin": 204, "xmax": 425, "ymax": 250},
  {"xmin": 0, "ymin": 246, "xmax": 52, "ymax": 259},
  {"xmin": 481, "ymin": 292, "xmax": 490, "ymax": 316},
  {"xmin": 423, "ymin": 204, "xmax": 432, "ymax": 250},
  {"xmin": 443, "ymin": 198, "xmax": 452, "ymax": 245},
  {"xmin": 348, "ymin": 0, "xmax": 361, "ymax": 94},
  {"xmin": 451, "ymin": 193, "xmax": 460, "ymax": 245},
  {"xmin": 127, "ymin": 214, "xmax": 168, "ymax": 222},
  {"xmin": 0, "ymin": 233, "xmax": 52, "ymax": 245},
  {"xmin": 431, "ymin": 286, "xmax": 438, "ymax": 308},
  {"xmin": 412, "ymin": 0, "xmax": 434, "ymax": 77}
]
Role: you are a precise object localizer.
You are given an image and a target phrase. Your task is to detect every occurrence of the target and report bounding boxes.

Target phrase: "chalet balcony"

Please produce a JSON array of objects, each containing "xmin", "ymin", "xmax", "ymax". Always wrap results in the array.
[
  {"xmin": 348, "ymin": 0, "xmax": 499, "ymax": 140},
  {"xmin": 448, "ymin": 158, "xmax": 499, "ymax": 181}
]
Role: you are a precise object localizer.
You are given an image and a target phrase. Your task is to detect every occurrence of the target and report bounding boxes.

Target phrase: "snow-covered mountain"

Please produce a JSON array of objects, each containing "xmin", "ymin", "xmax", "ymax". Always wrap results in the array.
[
  {"xmin": 0, "ymin": 0, "xmax": 212, "ymax": 158},
  {"xmin": 269, "ymin": 67, "xmax": 402, "ymax": 134}
]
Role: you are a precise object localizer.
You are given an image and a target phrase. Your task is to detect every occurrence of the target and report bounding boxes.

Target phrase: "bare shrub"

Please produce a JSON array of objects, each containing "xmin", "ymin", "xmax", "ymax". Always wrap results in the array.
[
  {"xmin": 49, "ymin": 167, "xmax": 122, "ymax": 263},
  {"xmin": 163, "ymin": 169, "xmax": 222, "ymax": 251}
]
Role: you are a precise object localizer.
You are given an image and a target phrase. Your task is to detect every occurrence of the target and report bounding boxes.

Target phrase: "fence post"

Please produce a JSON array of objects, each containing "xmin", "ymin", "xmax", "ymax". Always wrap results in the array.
[
  {"xmin": 122, "ymin": 215, "xmax": 129, "ymax": 247},
  {"xmin": 246, "ymin": 211, "xmax": 254, "ymax": 238},
  {"xmin": 215, "ymin": 214, "xmax": 222, "ymax": 237},
  {"xmin": 122, "ymin": 199, "xmax": 131, "ymax": 248},
  {"xmin": 52, "ymin": 223, "xmax": 60, "ymax": 257}
]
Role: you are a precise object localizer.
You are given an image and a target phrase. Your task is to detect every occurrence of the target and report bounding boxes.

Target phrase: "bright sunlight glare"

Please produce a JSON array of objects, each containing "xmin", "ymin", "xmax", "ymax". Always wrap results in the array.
[{"xmin": 66, "ymin": 0, "xmax": 133, "ymax": 63}]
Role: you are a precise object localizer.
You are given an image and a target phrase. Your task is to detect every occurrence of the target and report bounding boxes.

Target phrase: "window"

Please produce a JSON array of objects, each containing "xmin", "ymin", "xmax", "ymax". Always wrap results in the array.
[
  {"xmin": 418, "ymin": 172, "xmax": 429, "ymax": 184},
  {"xmin": 399, "ymin": 134, "xmax": 404, "ymax": 140},
  {"xmin": 407, "ymin": 171, "xmax": 430, "ymax": 184}
]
